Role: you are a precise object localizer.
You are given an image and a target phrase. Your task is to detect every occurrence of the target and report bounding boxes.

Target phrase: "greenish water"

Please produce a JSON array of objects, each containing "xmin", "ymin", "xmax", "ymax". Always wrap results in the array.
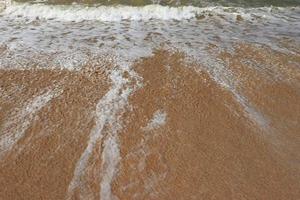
[{"xmin": 13, "ymin": 0, "xmax": 300, "ymax": 7}]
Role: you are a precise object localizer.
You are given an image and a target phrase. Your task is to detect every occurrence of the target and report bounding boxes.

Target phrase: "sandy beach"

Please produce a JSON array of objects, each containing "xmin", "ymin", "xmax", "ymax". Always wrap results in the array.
[{"xmin": 0, "ymin": 1, "xmax": 300, "ymax": 199}]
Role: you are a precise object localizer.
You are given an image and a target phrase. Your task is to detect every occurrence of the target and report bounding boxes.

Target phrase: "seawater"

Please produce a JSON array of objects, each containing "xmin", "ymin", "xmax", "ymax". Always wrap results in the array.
[{"xmin": 0, "ymin": 1, "xmax": 299, "ymax": 70}]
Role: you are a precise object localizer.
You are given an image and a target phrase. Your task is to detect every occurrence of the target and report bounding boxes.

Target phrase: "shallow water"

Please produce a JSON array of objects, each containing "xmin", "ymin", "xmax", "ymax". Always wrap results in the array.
[{"xmin": 1, "ymin": 2, "xmax": 299, "ymax": 69}]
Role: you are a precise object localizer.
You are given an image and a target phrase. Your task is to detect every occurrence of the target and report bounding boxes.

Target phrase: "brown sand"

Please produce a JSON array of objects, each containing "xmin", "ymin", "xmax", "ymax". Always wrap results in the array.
[
  {"xmin": 0, "ymin": 45, "xmax": 300, "ymax": 200},
  {"xmin": 216, "ymin": 44, "xmax": 300, "ymax": 168},
  {"xmin": 113, "ymin": 49, "xmax": 300, "ymax": 200},
  {"xmin": 0, "ymin": 66, "xmax": 109, "ymax": 200}
]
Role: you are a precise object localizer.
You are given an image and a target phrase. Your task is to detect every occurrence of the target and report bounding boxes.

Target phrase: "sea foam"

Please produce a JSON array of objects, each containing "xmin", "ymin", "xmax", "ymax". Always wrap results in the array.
[{"xmin": 3, "ymin": 2, "xmax": 294, "ymax": 22}]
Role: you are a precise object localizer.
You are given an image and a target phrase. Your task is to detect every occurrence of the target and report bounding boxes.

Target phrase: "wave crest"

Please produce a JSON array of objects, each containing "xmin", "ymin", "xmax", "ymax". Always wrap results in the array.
[{"xmin": 3, "ymin": 2, "xmax": 297, "ymax": 22}]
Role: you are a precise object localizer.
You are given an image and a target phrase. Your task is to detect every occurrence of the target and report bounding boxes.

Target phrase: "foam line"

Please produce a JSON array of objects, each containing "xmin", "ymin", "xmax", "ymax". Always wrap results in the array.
[
  {"xmin": 3, "ymin": 2, "xmax": 295, "ymax": 22},
  {"xmin": 67, "ymin": 64, "xmax": 139, "ymax": 199}
]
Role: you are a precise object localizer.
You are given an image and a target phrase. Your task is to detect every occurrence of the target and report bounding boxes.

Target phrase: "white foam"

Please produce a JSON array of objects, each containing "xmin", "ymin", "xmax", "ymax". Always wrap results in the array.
[
  {"xmin": 0, "ymin": 86, "xmax": 63, "ymax": 159},
  {"xmin": 100, "ymin": 135, "xmax": 120, "ymax": 200},
  {"xmin": 143, "ymin": 110, "xmax": 167, "ymax": 131},
  {"xmin": 3, "ymin": 2, "xmax": 292, "ymax": 22},
  {"xmin": 1, "ymin": 2, "xmax": 299, "ymax": 71},
  {"xmin": 67, "ymin": 63, "xmax": 141, "ymax": 199},
  {"xmin": 3, "ymin": 3, "xmax": 201, "ymax": 21},
  {"xmin": 0, "ymin": 0, "xmax": 10, "ymax": 11}
]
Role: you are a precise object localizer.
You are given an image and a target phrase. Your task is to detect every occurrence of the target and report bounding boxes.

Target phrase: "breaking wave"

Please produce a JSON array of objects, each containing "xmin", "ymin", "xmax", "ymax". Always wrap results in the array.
[{"xmin": 2, "ymin": 2, "xmax": 299, "ymax": 22}]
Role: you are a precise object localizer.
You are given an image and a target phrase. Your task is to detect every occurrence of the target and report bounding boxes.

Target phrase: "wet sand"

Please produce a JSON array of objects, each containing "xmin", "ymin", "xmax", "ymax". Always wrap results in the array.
[
  {"xmin": 113, "ymin": 49, "xmax": 300, "ymax": 200},
  {"xmin": 217, "ymin": 44, "xmax": 300, "ymax": 168},
  {"xmin": 0, "ymin": 66, "xmax": 109, "ymax": 199},
  {"xmin": 0, "ymin": 44, "xmax": 300, "ymax": 199}
]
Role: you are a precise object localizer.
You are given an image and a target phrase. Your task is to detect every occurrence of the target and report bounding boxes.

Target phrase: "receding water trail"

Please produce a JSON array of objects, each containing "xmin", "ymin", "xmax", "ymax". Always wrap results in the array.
[
  {"xmin": 100, "ymin": 134, "xmax": 120, "ymax": 200},
  {"xmin": 67, "ymin": 63, "xmax": 141, "ymax": 199},
  {"xmin": 0, "ymin": 86, "xmax": 63, "ymax": 159}
]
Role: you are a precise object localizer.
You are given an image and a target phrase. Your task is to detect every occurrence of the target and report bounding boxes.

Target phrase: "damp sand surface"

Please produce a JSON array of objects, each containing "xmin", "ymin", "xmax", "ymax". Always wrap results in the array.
[
  {"xmin": 113, "ymin": 49, "xmax": 300, "ymax": 200},
  {"xmin": 0, "ymin": 44, "xmax": 300, "ymax": 199}
]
